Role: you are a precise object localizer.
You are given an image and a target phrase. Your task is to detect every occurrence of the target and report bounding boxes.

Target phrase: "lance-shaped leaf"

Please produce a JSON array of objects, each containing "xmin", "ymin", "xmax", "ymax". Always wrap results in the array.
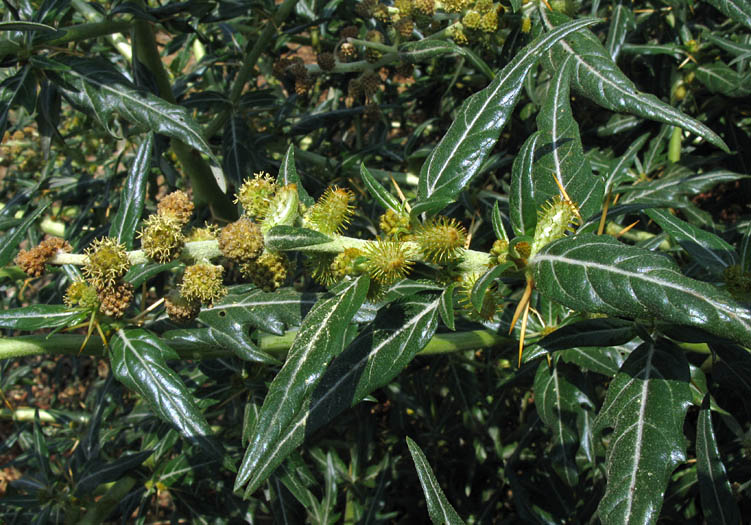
[
  {"xmin": 235, "ymin": 276, "xmax": 369, "ymax": 495},
  {"xmin": 234, "ymin": 294, "xmax": 441, "ymax": 495},
  {"xmin": 605, "ymin": 2, "xmax": 636, "ymax": 61},
  {"xmin": 695, "ymin": 62, "xmax": 751, "ymax": 98},
  {"xmin": 0, "ymin": 305, "xmax": 88, "ymax": 331},
  {"xmin": 279, "ymin": 145, "xmax": 313, "ymax": 207},
  {"xmin": 222, "ymin": 114, "xmax": 255, "ymax": 186},
  {"xmin": 415, "ymin": 17, "xmax": 599, "ymax": 214},
  {"xmin": 531, "ymin": 55, "xmax": 604, "ymax": 221},
  {"xmin": 532, "ymin": 234, "xmax": 751, "ymax": 344},
  {"xmin": 645, "ymin": 208, "xmax": 738, "ymax": 273},
  {"xmin": 704, "ymin": 0, "xmax": 751, "ymax": 29},
  {"xmin": 110, "ymin": 329, "xmax": 221, "ymax": 455},
  {"xmin": 361, "ymin": 163, "xmax": 402, "ymax": 214},
  {"xmin": 109, "ymin": 133, "xmax": 153, "ymax": 249},
  {"xmin": 510, "ymin": 132, "xmax": 541, "ymax": 236},
  {"xmin": 0, "ymin": 65, "xmax": 37, "ymax": 137},
  {"xmin": 534, "ymin": 359, "xmax": 593, "ymax": 486},
  {"xmin": 540, "ymin": 10, "xmax": 728, "ymax": 153},
  {"xmin": 48, "ymin": 56, "xmax": 217, "ymax": 161},
  {"xmin": 696, "ymin": 395, "xmax": 741, "ymax": 525},
  {"xmin": 200, "ymin": 286, "xmax": 319, "ymax": 337},
  {"xmin": 406, "ymin": 437, "xmax": 466, "ymax": 525},
  {"xmin": 594, "ymin": 340, "xmax": 691, "ymax": 524}
]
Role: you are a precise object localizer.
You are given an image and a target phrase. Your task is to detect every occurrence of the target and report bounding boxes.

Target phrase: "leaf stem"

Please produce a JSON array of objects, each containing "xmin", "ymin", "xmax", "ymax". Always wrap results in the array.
[{"xmin": 205, "ymin": 0, "xmax": 299, "ymax": 138}]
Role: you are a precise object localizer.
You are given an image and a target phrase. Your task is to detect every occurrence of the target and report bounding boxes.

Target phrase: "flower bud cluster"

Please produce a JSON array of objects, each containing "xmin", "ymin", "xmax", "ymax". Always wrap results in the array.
[
  {"xmin": 15, "ymin": 237, "xmax": 72, "ymax": 278},
  {"xmin": 81, "ymin": 237, "xmax": 133, "ymax": 318},
  {"xmin": 140, "ymin": 190, "xmax": 194, "ymax": 263}
]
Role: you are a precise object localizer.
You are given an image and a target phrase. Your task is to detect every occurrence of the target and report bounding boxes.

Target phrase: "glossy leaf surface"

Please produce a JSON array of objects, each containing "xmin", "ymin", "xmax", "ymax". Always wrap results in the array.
[
  {"xmin": 540, "ymin": 10, "xmax": 728, "ymax": 152},
  {"xmin": 595, "ymin": 341, "xmax": 691, "ymax": 524},
  {"xmin": 696, "ymin": 396, "xmax": 741, "ymax": 524},
  {"xmin": 234, "ymin": 293, "xmax": 441, "ymax": 495},
  {"xmin": 532, "ymin": 234, "xmax": 751, "ymax": 344},
  {"xmin": 235, "ymin": 276, "xmax": 369, "ymax": 495},
  {"xmin": 109, "ymin": 133, "xmax": 153, "ymax": 249},
  {"xmin": 415, "ymin": 17, "xmax": 598, "ymax": 214},
  {"xmin": 406, "ymin": 437, "xmax": 466, "ymax": 525}
]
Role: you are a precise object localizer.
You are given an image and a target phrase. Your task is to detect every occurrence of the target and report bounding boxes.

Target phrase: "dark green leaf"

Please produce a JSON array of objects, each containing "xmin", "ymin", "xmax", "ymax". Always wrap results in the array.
[
  {"xmin": 537, "ymin": 318, "xmax": 636, "ymax": 351},
  {"xmin": 695, "ymin": 62, "xmax": 751, "ymax": 98},
  {"xmin": 109, "ymin": 133, "xmax": 153, "ymax": 248},
  {"xmin": 265, "ymin": 225, "xmax": 333, "ymax": 251},
  {"xmin": 470, "ymin": 264, "xmax": 506, "ymax": 312},
  {"xmin": 645, "ymin": 208, "xmax": 737, "ymax": 273},
  {"xmin": 200, "ymin": 286, "xmax": 318, "ymax": 336},
  {"xmin": 279, "ymin": 145, "xmax": 314, "ymax": 206},
  {"xmin": 222, "ymin": 114, "xmax": 255, "ymax": 186},
  {"xmin": 696, "ymin": 395, "xmax": 741, "ymax": 525},
  {"xmin": 594, "ymin": 340, "xmax": 691, "ymax": 524},
  {"xmin": 510, "ymin": 131, "xmax": 541, "ymax": 236},
  {"xmin": 415, "ymin": 17, "xmax": 599, "ymax": 214},
  {"xmin": 605, "ymin": 2, "xmax": 636, "ymax": 61},
  {"xmin": 110, "ymin": 329, "xmax": 220, "ymax": 454},
  {"xmin": 0, "ymin": 21, "xmax": 58, "ymax": 32},
  {"xmin": 560, "ymin": 347, "xmax": 624, "ymax": 377},
  {"xmin": 540, "ymin": 10, "xmax": 729, "ymax": 152},
  {"xmin": 0, "ymin": 200, "xmax": 50, "ymax": 267},
  {"xmin": 532, "ymin": 234, "xmax": 751, "ymax": 344},
  {"xmin": 531, "ymin": 55, "xmax": 604, "ymax": 221},
  {"xmin": 74, "ymin": 451, "xmax": 152, "ymax": 494},
  {"xmin": 235, "ymin": 276, "xmax": 370, "ymax": 495},
  {"xmin": 491, "ymin": 201, "xmax": 509, "ymax": 241},
  {"xmin": 360, "ymin": 163, "xmax": 402, "ymax": 214},
  {"xmin": 406, "ymin": 437, "xmax": 466, "ymax": 525},
  {"xmin": 439, "ymin": 284, "xmax": 457, "ymax": 331},
  {"xmin": 0, "ymin": 305, "xmax": 88, "ymax": 331},
  {"xmin": 51, "ymin": 56, "xmax": 217, "ymax": 161},
  {"xmin": 0, "ymin": 65, "xmax": 36, "ymax": 137},
  {"xmin": 124, "ymin": 260, "xmax": 181, "ymax": 288},
  {"xmin": 534, "ymin": 359, "xmax": 593, "ymax": 486},
  {"xmin": 704, "ymin": 0, "xmax": 751, "ymax": 29}
]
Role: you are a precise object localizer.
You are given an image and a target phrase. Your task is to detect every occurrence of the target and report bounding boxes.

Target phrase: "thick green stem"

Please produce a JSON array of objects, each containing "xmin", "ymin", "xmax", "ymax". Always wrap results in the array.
[
  {"xmin": 131, "ymin": 19, "xmax": 236, "ymax": 221},
  {"xmin": 70, "ymin": 0, "xmax": 132, "ymax": 60},
  {"xmin": 1, "ymin": 328, "xmax": 510, "ymax": 361},
  {"xmin": 206, "ymin": 0, "xmax": 299, "ymax": 138},
  {"xmin": 49, "ymin": 236, "xmax": 493, "ymax": 275},
  {"xmin": 0, "ymin": 407, "xmax": 90, "ymax": 424}
]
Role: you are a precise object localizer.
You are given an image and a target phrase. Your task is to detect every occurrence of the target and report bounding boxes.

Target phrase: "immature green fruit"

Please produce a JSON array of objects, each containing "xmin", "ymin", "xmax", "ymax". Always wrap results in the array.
[
  {"xmin": 331, "ymin": 248, "xmax": 364, "ymax": 280},
  {"xmin": 530, "ymin": 196, "xmax": 579, "ymax": 257},
  {"xmin": 83, "ymin": 237, "xmax": 131, "ymax": 289},
  {"xmin": 394, "ymin": 0, "xmax": 412, "ymax": 15},
  {"xmin": 97, "ymin": 281, "xmax": 134, "ymax": 318},
  {"xmin": 474, "ymin": 0, "xmax": 494, "ymax": 13},
  {"xmin": 479, "ymin": 8, "xmax": 499, "ymax": 32},
  {"xmin": 364, "ymin": 240, "xmax": 414, "ymax": 286},
  {"xmin": 180, "ymin": 263, "xmax": 226, "ymax": 305},
  {"xmin": 449, "ymin": 25, "xmax": 468, "ymax": 45},
  {"xmin": 416, "ymin": 216, "xmax": 466, "ymax": 264},
  {"xmin": 459, "ymin": 272, "xmax": 501, "ymax": 320},
  {"xmin": 490, "ymin": 239, "xmax": 509, "ymax": 265},
  {"xmin": 241, "ymin": 251, "xmax": 292, "ymax": 292},
  {"xmin": 304, "ymin": 186, "xmax": 356, "ymax": 235},
  {"xmin": 64, "ymin": 280, "xmax": 99, "ymax": 309},
  {"xmin": 379, "ymin": 208, "xmax": 411, "ymax": 239},
  {"xmin": 139, "ymin": 214, "xmax": 185, "ymax": 263},
  {"xmin": 219, "ymin": 218, "xmax": 264, "ymax": 262},
  {"xmin": 235, "ymin": 171, "xmax": 278, "ymax": 220},
  {"xmin": 306, "ymin": 253, "xmax": 338, "ymax": 287},
  {"xmin": 165, "ymin": 292, "xmax": 201, "ymax": 323},
  {"xmin": 157, "ymin": 190, "xmax": 194, "ymax": 225},
  {"xmin": 261, "ymin": 184, "xmax": 300, "ymax": 234}
]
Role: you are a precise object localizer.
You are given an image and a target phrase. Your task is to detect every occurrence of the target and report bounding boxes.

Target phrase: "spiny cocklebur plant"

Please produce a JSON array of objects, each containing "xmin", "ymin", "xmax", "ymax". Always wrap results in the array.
[{"xmin": 1, "ymin": 0, "xmax": 751, "ymax": 522}]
